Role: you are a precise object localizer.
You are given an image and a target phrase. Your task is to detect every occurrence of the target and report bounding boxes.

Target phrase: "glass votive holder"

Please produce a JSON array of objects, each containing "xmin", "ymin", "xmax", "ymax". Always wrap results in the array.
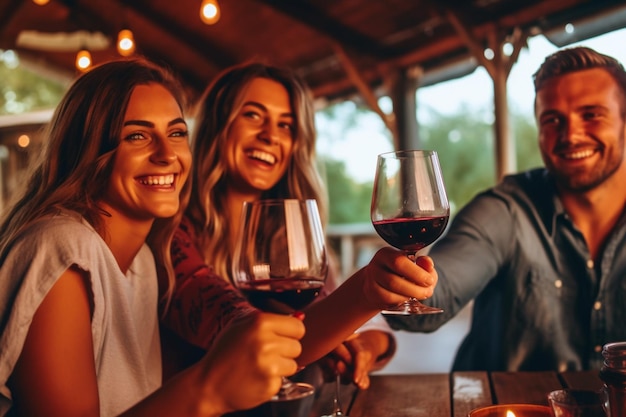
[
  {"xmin": 547, "ymin": 389, "xmax": 606, "ymax": 417},
  {"xmin": 467, "ymin": 404, "xmax": 553, "ymax": 417}
]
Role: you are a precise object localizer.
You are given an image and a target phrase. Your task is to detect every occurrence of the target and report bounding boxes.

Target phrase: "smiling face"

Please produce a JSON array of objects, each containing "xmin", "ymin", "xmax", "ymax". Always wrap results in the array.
[
  {"xmin": 225, "ymin": 77, "xmax": 295, "ymax": 198},
  {"xmin": 535, "ymin": 68, "xmax": 626, "ymax": 192},
  {"xmin": 100, "ymin": 83, "xmax": 192, "ymax": 221}
]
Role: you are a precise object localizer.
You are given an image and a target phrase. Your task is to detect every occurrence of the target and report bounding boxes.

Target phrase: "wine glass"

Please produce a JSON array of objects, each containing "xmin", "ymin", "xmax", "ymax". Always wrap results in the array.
[
  {"xmin": 232, "ymin": 198, "xmax": 328, "ymax": 402},
  {"xmin": 371, "ymin": 149, "xmax": 449, "ymax": 315},
  {"xmin": 321, "ymin": 372, "xmax": 349, "ymax": 417}
]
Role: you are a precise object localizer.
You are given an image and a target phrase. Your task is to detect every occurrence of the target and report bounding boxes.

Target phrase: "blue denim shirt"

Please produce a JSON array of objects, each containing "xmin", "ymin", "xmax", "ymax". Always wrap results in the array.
[{"xmin": 386, "ymin": 168, "xmax": 626, "ymax": 371}]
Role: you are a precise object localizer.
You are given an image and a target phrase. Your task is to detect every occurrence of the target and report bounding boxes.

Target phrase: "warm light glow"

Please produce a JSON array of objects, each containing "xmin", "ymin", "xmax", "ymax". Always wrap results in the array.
[
  {"xmin": 32, "ymin": 0, "xmax": 50, "ymax": 5},
  {"xmin": 117, "ymin": 29, "xmax": 135, "ymax": 56},
  {"xmin": 200, "ymin": 0, "xmax": 221, "ymax": 25},
  {"xmin": 506, "ymin": 411, "xmax": 516, "ymax": 417},
  {"xmin": 75, "ymin": 49, "xmax": 92, "ymax": 71},
  {"xmin": 17, "ymin": 135, "xmax": 30, "ymax": 148}
]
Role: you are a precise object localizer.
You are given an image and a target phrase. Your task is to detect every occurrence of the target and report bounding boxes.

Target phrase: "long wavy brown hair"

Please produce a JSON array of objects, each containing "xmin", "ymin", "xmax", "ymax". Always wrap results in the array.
[
  {"xmin": 0, "ymin": 57, "xmax": 191, "ymax": 302},
  {"xmin": 187, "ymin": 62, "xmax": 328, "ymax": 281}
]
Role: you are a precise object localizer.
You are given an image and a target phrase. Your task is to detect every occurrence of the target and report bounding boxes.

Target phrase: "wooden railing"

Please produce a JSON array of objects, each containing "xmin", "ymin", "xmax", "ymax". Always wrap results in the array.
[{"xmin": 327, "ymin": 222, "xmax": 386, "ymax": 279}]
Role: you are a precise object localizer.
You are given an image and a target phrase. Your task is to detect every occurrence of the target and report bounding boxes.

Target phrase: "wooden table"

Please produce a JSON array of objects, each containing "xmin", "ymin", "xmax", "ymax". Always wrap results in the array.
[{"xmin": 310, "ymin": 370, "xmax": 604, "ymax": 417}]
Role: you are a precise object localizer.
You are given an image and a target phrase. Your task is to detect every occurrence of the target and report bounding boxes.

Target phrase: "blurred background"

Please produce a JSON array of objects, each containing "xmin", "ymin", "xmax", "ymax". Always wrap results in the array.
[{"xmin": 1, "ymin": 0, "xmax": 625, "ymax": 373}]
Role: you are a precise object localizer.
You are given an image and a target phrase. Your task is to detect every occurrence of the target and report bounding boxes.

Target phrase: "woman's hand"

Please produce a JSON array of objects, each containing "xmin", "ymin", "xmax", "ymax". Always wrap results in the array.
[
  {"xmin": 359, "ymin": 247, "xmax": 438, "ymax": 310},
  {"xmin": 197, "ymin": 311, "xmax": 305, "ymax": 414}
]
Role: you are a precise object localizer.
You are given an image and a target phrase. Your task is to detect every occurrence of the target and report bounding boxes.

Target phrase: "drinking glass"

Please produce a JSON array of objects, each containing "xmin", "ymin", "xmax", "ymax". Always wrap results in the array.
[
  {"xmin": 548, "ymin": 389, "xmax": 607, "ymax": 417},
  {"xmin": 321, "ymin": 373, "xmax": 349, "ymax": 417},
  {"xmin": 232, "ymin": 198, "xmax": 328, "ymax": 401},
  {"xmin": 371, "ymin": 149, "xmax": 449, "ymax": 315}
]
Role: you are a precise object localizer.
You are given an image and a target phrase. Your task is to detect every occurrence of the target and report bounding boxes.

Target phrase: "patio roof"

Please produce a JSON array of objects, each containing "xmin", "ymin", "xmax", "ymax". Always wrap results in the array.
[{"xmin": 1, "ymin": 0, "xmax": 624, "ymax": 103}]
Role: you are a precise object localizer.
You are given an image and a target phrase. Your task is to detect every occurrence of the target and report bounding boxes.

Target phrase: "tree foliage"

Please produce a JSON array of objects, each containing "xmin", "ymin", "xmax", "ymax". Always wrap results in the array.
[
  {"xmin": 0, "ymin": 51, "xmax": 67, "ymax": 115},
  {"xmin": 321, "ymin": 156, "xmax": 372, "ymax": 224},
  {"xmin": 318, "ymin": 101, "xmax": 543, "ymax": 224}
]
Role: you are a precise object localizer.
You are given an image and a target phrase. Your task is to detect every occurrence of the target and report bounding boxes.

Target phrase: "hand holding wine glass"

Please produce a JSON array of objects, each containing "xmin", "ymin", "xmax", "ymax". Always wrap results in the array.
[
  {"xmin": 371, "ymin": 149, "xmax": 449, "ymax": 315},
  {"xmin": 232, "ymin": 198, "xmax": 328, "ymax": 402}
]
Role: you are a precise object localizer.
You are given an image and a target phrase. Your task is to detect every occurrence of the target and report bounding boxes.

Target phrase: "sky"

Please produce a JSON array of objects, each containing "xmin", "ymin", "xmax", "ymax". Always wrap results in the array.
[{"xmin": 316, "ymin": 27, "xmax": 626, "ymax": 183}]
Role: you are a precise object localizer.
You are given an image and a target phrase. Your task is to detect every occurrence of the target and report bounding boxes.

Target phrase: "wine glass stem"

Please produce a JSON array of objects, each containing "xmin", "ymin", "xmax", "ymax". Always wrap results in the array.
[
  {"xmin": 404, "ymin": 251, "xmax": 421, "ymax": 303},
  {"xmin": 333, "ymin": 373, "xmax": 345, "ymax": 416},
  {"xmin": 278, "ymin": 376, "xmax": 294, "ymax": 397}
]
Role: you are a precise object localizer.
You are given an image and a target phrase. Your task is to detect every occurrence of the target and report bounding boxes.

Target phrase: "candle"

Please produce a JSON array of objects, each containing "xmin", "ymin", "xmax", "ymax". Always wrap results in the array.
[{"xmin": 468, "ymin": 404, "xmax": 553, "ymax": 417}]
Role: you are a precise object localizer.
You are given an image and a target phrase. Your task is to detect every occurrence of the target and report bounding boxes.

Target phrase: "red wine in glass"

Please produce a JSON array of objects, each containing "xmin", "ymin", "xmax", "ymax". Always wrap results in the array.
[
  {"xmin": 232, "ymin": 199, "xmax": 328, "ymax": 401},
  {"xmin": 373, "ymin": 216, "xmax": 449, "ymax": 253},
  {"xmin": 238, "ymin": 278, "xmax": 324, "ymax": 315},
  {"xmin": 371, "ymin": 149, "xmax": 449, "ymax": 315}
]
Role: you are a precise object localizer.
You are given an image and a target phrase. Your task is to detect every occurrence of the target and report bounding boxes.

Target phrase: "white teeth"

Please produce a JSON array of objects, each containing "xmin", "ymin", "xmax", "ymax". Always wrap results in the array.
[
  {"xmin": 562, "ymin": 149, "xmax": 595, "ymax": 160},
  {"xmin": 248, "ymin": 150, "xmax": 276, "ymax": 164},
  {"xmin": 139, "ymin": 174, "xmax": 175, "ymax": 185}
]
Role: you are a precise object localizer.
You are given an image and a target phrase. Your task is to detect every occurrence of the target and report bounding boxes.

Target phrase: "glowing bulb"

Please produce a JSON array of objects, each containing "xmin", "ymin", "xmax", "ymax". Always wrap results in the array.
[
  {"xmin": 17, "ymin": 135, "xmax": 30, "ymax": 148},
  {"xmin": 200, "ymin": 0, "xmax": 221, "ymax": 25},
  {"xmin": 32, "ymin": 0, "xmax": 50, "ymax": 5},
  {"xmin": 506, "ymin": 411, "xmax": 516, "ymax": 417},
  {"xmin": 117, "ymin": 29, "xmax": 135, "ymax": 56},
  {"xmin": 75, "ymin": 49, "xmax": 92, "ymax": 71}
]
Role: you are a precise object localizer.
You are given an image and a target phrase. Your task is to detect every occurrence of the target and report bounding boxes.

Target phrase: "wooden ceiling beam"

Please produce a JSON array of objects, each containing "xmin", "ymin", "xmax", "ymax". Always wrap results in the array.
[
  {"xmin": 443, "ymin": 6, "xmax": 496, "ymax": 78},
  {"xmin": 254, "ymin": 0, "xmax": 395, "ymax": 59},
  {"xmin": 332, "ymin": 42, "xmax": 397, "ymax": 142},
  {"xmin": 56, "ymin": 0, "xmax": 116, "ymax": 35},
  {"xmin": 0, "ymin": 0, "xmax": 24, "ymax": 39}
]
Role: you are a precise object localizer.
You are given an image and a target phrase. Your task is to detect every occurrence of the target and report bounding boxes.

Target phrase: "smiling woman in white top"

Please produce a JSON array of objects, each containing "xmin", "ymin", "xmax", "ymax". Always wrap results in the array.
[{"xmin": 0, "ymin": 58, "xmax": 308, "ymax": 417}]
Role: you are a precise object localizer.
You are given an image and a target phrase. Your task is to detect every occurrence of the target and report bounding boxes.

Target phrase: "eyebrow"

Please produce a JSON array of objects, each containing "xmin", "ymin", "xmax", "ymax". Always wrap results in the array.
[
  {"xmin": 123, "ymin": 117, "xmax": 187, "ymax": 127},
  {"xmin": 243, "ymin": 101, "xmax": 294, "ymax": 118}
]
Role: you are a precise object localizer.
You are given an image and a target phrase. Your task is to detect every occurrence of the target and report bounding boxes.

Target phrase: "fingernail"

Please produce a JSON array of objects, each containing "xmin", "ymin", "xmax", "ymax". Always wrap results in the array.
[{"xmin": 292, "ymin": 311, "xmax": 305, "ymax": 321}]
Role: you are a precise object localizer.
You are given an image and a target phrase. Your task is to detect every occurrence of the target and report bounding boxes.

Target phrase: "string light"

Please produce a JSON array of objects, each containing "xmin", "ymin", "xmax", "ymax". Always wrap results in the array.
[
  {"xmin": 17, "ymin": 135, "xmax": 31, "ymax": 148},
  {"xmin": 117, "ymin": 29, "xmax": 135, "ymax": 56},
  {"xmin": 32, "ymin": 0, "xmax": 50, "ymax": 5},
  {"xmin": 200, "ymin": 0, "xmax": 220, "ymax": 25},
  {"xmin": 75, "ymin": 48, "xmax": 92, "ymax": 71}
]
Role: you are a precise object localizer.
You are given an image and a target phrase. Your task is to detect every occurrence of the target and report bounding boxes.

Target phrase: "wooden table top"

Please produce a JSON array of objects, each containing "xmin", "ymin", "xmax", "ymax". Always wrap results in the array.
[{"xmin": 310, "ymin": 370, "xmax": 604, "ymax": 417}]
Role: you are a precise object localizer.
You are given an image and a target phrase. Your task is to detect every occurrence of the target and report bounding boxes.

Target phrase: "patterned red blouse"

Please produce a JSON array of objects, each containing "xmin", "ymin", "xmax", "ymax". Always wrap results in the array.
[{"xmin": 160, "ymin": 216, "xmax": 255, "ymax": 351}]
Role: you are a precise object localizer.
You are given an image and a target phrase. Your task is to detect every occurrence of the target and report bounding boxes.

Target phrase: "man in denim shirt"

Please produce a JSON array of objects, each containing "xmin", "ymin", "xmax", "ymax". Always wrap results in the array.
[{"xmin": 387, "ymin": 46, "xmax": 626, "ymax": 372}]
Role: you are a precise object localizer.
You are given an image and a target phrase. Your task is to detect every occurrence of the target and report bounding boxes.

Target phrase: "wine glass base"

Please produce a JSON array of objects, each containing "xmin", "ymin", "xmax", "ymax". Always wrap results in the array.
[
  {"xmin": 230, "ymin": 384, "xmax": 315, "ymax": 417},
  {"xmin": 381, "ymin": 300, "xmax": 443, "ymax": 315},
  {"xmin": 273, "ymin": 381, "xmax": 316, "ymax": 401}
]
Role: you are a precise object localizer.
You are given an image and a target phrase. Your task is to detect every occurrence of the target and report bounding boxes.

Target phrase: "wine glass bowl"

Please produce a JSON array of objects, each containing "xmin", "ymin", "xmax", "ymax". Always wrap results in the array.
[
  {"xmin": 232, "ymin": 198, "xmax": 328, "ymax": 401},
  {"xmin": 371, "ymin": 149, "xmax": 449, "ymax": 315}
]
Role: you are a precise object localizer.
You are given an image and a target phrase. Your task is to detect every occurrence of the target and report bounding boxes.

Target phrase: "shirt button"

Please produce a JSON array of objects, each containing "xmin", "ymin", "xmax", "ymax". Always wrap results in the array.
[
  {"xmin": 595, "ymin": 345, "xmax": 602, "ymax": 353},
  {"xmin": 555, "ymin": 280, "xmax": 563, "ymax": 288},
  {"xmin": 587, "ymin": 259, "xmax": 594, "ymax": 269},
  {"xmin": 594, "ymin": 301, "xmax": 602, "ymax": 310}
]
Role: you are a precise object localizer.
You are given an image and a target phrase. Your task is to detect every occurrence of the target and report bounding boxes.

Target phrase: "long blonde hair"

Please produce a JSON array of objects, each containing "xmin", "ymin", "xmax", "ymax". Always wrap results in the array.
[
  {"xmin": 187, "ymin": 62, "xmax": 327, "ymax": 281},
  {"xmin": 0, "ymin": 58, "xmax": 191, "ymax": 302}
]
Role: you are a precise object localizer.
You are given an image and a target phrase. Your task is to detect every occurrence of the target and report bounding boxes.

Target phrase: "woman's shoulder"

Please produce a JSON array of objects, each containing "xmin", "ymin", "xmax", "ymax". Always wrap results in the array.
[
  {"xmin": 17, "ymin": 212, "xmax": 101, "ymax": 248},
  {"xmin": 4, "ymin": 212, "xmax": 108, "ymax": 273}
]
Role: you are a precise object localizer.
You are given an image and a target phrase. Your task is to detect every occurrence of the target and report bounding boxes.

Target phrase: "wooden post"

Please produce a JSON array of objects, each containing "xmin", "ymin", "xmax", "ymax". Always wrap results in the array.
[
  {"xmin": 444, "ymin": 8, "xmax": 528, "ymax": 180},
  {"xmin": 389, "ymin": 67, "xmax": 421, "ymax": 151},
  {"xmin": 332, "ymin": 42, "xmax": 398, "ymax": 145}
]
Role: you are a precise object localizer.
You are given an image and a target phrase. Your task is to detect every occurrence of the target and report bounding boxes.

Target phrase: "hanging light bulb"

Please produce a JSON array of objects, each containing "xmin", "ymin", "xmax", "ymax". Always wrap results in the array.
[
  {"xmin": 117, "ymin": 29, "xmax": 136, "ymax": 56},
  {"xmin": 75, "ymin": 48, "xmax": 92, "ymax": 71},
  {"xmin": 32, "ymin": 0, "xmax": 50, "ymax": 5},
  {"xmin": 200, "ymin": 0, "xmax": 220, "ymax": 25}
]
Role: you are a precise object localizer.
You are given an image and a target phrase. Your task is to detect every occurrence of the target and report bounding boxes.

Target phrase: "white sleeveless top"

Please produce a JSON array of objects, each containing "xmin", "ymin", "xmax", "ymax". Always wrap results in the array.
[{"xmin": 0, "ymin": 213, "xmax": 161, "ymax": 416}]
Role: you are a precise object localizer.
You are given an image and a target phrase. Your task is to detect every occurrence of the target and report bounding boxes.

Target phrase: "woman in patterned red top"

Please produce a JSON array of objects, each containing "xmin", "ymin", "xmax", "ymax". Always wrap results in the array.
[{"xmin": 159, "ymin": 63, "xmax": 437, "ymax": 388}]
